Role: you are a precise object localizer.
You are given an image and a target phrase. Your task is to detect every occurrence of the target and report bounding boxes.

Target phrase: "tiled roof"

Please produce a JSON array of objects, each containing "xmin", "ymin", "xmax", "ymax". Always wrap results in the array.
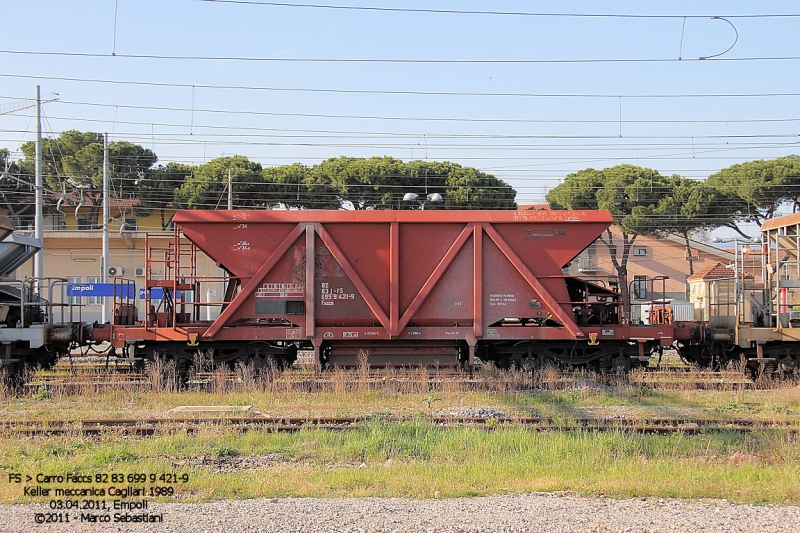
[
  {"xmin": 518, "ymin": 204, "xmax": 551, "ymax": 211},
  {"xmin": 688, "ymin": 262, "xmax": 754, "ymax": 281},
  {"xmin": 52, "ymin": 192, "xmax": 141, "ymax": 208}
]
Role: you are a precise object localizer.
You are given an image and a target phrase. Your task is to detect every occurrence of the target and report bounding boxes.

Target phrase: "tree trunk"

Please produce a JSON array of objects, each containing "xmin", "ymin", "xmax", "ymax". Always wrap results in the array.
[
  {"xmin": 597, "ymin": 228, "xmax": 635, "ymax": 323},
  {"xmin": 89, "ymin": 204, "xmax": 101, "ymax": 230},
  {"xmin": 160, "ymin": 208, "xmax": 175, "ymax": 231},
  {"xmin": 683, "ymin": 232, "xmax": 695, "ymax": 276}
]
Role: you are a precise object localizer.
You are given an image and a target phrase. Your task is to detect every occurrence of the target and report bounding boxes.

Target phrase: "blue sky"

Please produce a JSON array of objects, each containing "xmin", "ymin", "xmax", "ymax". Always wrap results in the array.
[{"xmin": 1, "ymin": 0, "xmax": 799, "ymax": 211}]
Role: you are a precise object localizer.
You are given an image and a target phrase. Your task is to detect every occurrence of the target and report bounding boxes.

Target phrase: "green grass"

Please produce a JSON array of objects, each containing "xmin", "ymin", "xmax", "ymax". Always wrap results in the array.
[
  {"xmin": 5, "ymin": 385, "xmax": 800, "ymax": 421},
  {"xmin": 3, "ymin": 372, "xmax": 800, "ymax": 504},
  {"xmin": 1, "ymin": 421, "xmax": 799, "ymax": 503}
]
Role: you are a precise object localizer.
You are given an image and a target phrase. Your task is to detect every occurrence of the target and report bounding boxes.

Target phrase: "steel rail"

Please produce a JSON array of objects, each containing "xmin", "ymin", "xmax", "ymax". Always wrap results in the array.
[{"xmin": 1, "ymin": 415, "xmax": 796, "ymax": 437}]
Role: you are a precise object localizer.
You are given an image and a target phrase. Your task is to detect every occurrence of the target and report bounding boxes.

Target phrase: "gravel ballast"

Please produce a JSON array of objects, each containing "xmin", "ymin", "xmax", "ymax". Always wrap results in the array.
[{"xmin": 1, "ymin": 493, "xmax": 797, "ymax": 533}]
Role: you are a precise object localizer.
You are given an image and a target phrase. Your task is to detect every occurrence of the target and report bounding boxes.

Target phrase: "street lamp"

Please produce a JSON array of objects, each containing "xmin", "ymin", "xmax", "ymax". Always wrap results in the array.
[{"xmin": 403, "ymin": 192, "xmax": 443, "ymax": 210}]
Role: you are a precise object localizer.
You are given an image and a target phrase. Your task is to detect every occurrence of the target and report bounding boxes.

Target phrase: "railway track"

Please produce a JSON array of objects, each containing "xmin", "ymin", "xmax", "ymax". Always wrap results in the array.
[
  {"xmin": 1, "ymin": 415, "xmax": 796, "ymax": 437},
  {"xmin": 27, "ymin": 366, "xmax": 761, "ymax": 390}
]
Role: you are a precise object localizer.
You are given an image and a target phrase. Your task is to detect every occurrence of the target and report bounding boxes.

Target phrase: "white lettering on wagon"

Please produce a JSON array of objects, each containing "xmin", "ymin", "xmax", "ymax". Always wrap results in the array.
[
  {"xmin": 489, "ymin": 293, "xmax": 517, "ymax": 306},
  {"xmin": 512, "ymin": 213, "xmax": 580, "ymax": 222},
  {"xmin": 255, "ymin": 282, "xmax": 304, "ymax": 298},
  {"xmin": 526, "ymin": 229, "xmax": 564, "ymax": 238},
  {"xmin": 320, "ymin": 282, "xmax": 355, "ymax": 306}
]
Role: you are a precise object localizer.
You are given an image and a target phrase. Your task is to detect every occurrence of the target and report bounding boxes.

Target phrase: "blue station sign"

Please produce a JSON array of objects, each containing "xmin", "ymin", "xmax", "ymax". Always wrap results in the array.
[
  {"xmin": 67, "ymin": 283, "xmax": 136, "ymax": 298},
  {"xmin": 139, "ymin": 288, "xmax": 182, "ymax": 299}
]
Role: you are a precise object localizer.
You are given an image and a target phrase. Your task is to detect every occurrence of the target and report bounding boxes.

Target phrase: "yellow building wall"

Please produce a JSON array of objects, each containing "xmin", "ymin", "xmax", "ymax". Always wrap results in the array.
[{"xmin": 57, "ymin": 207, "xmax": 176, "ymax": 232}]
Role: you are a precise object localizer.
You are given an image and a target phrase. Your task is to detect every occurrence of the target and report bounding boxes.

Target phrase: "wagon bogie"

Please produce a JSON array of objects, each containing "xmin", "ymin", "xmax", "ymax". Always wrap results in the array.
[
  {"xmin": 133, "ymin": 340, "xmax": 298, "ymax": 374},
  {"xmin": 480, "ymin": 340, "xmax": 650, "ymax": 372}
]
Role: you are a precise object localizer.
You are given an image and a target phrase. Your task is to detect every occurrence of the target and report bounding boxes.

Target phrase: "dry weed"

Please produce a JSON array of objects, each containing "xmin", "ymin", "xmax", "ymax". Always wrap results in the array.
[
  {"xmin": 193, "ymin": 350, "xmax": 214, "ymax": 377},
  {"xmin": 211, "ymin": 364, "xmax": 231, "ymax": 395},
  {"xmin": 0, "ymin": 369, "xmax": 10, "ymax": 400},
  {"xmin": 147, "ymin": 355, "xmax": 178, "ymax": 393},
  {"xmin": 234, "ymin": 360, "xmax": 258, "ymax": 393}
]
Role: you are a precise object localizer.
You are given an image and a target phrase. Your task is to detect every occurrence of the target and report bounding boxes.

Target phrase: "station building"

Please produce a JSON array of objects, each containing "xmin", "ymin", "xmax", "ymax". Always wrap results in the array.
[{"xmin": 5, "ymin": 198, "xmax": 225, "ymax": 325}]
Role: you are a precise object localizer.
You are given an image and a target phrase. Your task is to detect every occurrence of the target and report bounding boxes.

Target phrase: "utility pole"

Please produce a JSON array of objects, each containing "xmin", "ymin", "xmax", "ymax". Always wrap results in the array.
[
  {"xmin": 34, "ymin": 86, "xmax": 43, "ymax": 283},
  {"xmin": 214, "ymin": 170, "xmax": 232, "ymax": 320},
  {"xmin": 228, "ymin": 169, "xmax": 232, "ymax": 210},
  {"xmin": 101, "ymin": 133, "xmax": 110, "ymax": 323}
]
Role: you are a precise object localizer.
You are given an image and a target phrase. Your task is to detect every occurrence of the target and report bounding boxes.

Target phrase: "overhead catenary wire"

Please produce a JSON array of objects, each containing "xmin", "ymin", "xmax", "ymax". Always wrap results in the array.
[
  {"xmin": 3, "ymin": 97, "xmax": 799, "ymax": 126},
  {"xmin": 0, "ymin": 115, "xmax": 703, "ymax": 139},
  {"xmin": 5, "ymin": 99, "xmax": 800, "ymax": 127},
  {"xmin": 3, "ymin": 73, "xmax": 800, "ymax": 99},
  {"xmin": 1, "ymin": 49, "xmax": 799, "ymax": 64},
  {"xmin": 195, "ymin": 1, "xmax": 800, "ymax": 20}
]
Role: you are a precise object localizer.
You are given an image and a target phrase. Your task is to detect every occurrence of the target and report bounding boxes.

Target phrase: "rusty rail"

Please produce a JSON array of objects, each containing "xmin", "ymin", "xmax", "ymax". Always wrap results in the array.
[{"xmin": 1, "ymin": 415, "xmax": 796, "ymax": 437}]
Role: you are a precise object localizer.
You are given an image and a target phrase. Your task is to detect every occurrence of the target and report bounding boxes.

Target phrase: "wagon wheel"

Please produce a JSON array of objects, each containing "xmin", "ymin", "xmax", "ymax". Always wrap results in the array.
[
  {"xmin": 175, "ymin": 357, "xmax": 191, "ymax": 384},
  {"xmin": 599, "ymin": 354, "xmax": 614, "ymax": 373},
  {"xmin": 245, "ymin": 341, "xmax": 281, "ymax": 374},
  {"xmin": 1, "ymin": 360, "xmax": 22, "ymax": 387},
  {"xmin": 34, "ymin": 348, "xmax": 59, "ymax": 371},
  {"xmin": 517, "ymin": 354, "xmax": 537, "ymax": 372}
]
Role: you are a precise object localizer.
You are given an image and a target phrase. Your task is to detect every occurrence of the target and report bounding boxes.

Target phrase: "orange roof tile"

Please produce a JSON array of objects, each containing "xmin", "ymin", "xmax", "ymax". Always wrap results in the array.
[
  {"xmin": 688, "ymin": 262, "xmax": 753, "ymax": 281},
  {"xmin": 52, "ymin": 191, "xmax": 141, "ymax": 208}
]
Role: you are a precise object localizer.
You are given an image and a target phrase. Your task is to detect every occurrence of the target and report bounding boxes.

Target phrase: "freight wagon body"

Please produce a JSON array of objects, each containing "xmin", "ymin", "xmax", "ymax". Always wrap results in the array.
[{"xmin": 96, "ymin": 210, "xmax": 675, "ymax": 371}]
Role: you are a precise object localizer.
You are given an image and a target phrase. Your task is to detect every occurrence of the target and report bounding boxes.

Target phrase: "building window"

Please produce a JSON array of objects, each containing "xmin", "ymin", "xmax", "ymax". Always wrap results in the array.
[
  {"xmin": 87, "ymin": 276, "xmax": 102, "ymax": 305},
  {"xmin": 67, "ymin": 277, "xmax": 81, "ymax": 305},
  {"xmin": 50, "ymin": 215, "xmax": 65, "ymax": 231},
  {"xmin": 123, "ymin": 218, "xmax": 138, "ymax": 231},
  {"xmin": 633, "ymin": 246, "xmax": 647, "ymax": 256},
  {"xmin": 77, "ymin": 216, "xmax": 92, "ymax": 230},
  {"xmin": 633, "ymin": 276, "xmax": 648, "ymax": 300},
  {"xmin": 16, "ymin": 217, "xmax": 34, "ymax": 231}
]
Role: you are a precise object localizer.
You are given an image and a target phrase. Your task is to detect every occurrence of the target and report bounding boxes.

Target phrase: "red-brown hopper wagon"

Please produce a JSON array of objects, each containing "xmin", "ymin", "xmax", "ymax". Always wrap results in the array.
[{"xmin": 94, "ymin": 209, "xmax": 675, "ymax": 372}]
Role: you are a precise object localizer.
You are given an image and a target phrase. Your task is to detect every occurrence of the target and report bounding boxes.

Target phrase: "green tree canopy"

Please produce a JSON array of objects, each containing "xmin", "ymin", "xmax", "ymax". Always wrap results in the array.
[
  {"xmin": 302, "ymin": 157, "xmax": 516, "ymax": 210},
  {"xmin": 174, "ymin": 156, "xmax": 264, "ymax": 210},
  {"xmin": 17, "ymin": 131, "xmax": 157, "ymax": 227},
  {"xmin": 706, "ymin": 155, "xmax": 800, "ymax": 232},
  {"xmin": 5, "ymin": 131, "xmax": 518, "ymax": 219},
  {"xmin": 262, "ymin": 163, "xmax": 338, "ymax": 209},
  {"xmin": 404, "ymin": 160, "xmax": 517, "ymax": 210},
  {"xmin": 138, "ymin": 162, "xmax": 194, "ymax": 230},
  {"xmin": 0, "ymin": 149, "xmax": 15, "ymax": 174},
  {"xmin": 628, "ymin": 176, "xmax": 713, "ymax": 275},
  {"xmin": 307, "ymin": 156, "xmax": 405, "ymax": 210},
  {"xmin": 0, "ymin": 149, "xmax": 31, "ymax": 224},
  {"xmin": 547, "ymin": 164, "xmax": 675, "ymax": 280}
]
